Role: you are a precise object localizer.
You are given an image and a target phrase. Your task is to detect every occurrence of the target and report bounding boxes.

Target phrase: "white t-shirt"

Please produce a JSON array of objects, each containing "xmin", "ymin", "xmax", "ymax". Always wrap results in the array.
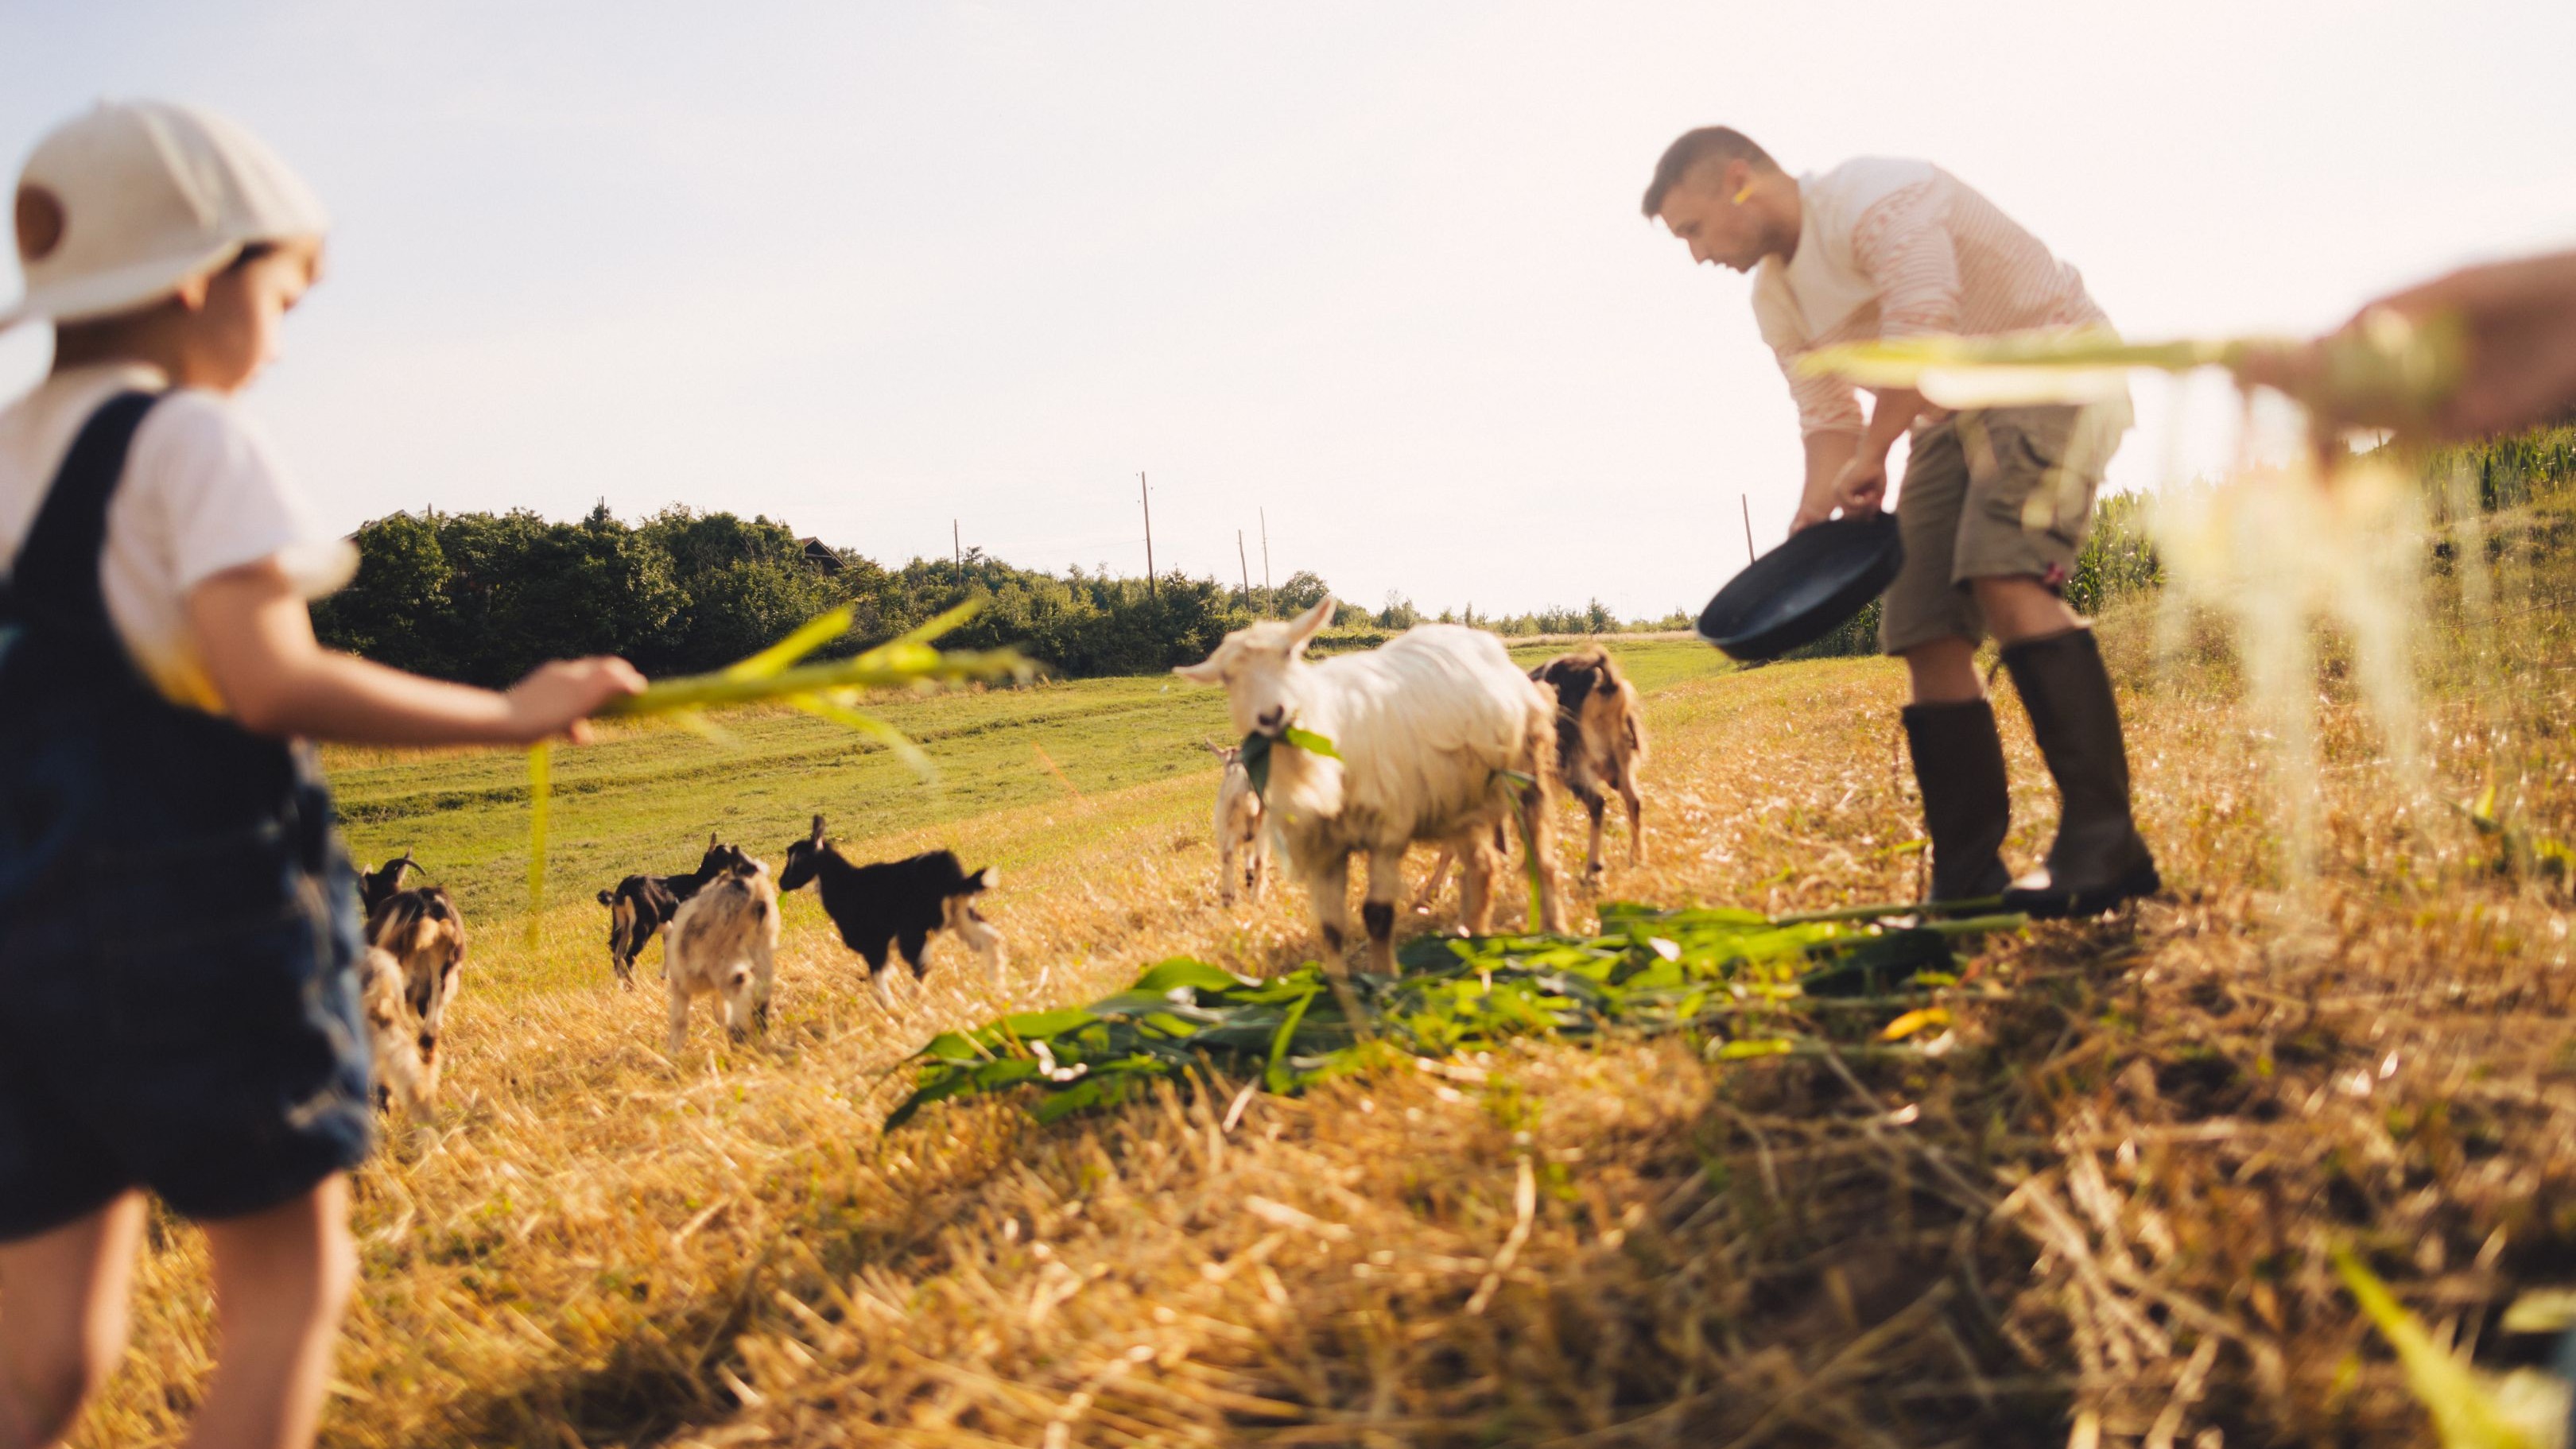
[{"xmin": 0, "ymin": 362, "xmax": 356, "ymax": 712}]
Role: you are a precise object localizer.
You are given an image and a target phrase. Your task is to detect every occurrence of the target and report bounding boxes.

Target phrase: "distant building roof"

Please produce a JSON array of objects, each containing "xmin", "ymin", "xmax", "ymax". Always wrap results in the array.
[{"xmin": 799, "ymin": 537, "xmax": 844, "ymax": 575}]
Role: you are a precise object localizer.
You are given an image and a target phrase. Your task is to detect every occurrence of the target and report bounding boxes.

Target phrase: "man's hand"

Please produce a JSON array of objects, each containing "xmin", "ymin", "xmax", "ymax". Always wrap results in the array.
[
  {"xmin": 2239, "ymin": 249, "xmax": 2576, "ymax": 442},
  {"xmin": 503, "ymin": 658, "xmax": 647, "ymax": 745},
  {"xmin": 1830, "ymin": 447, "xmax": 1891, "ymax": 517}
]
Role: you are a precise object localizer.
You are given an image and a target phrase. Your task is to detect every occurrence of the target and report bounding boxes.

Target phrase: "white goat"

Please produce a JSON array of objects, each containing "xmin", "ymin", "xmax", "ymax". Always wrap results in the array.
[
  {"xmin": 663, "ymin": 854, "xmax": 781, "ymax": 1057},
  {"xmin": 1176, "ymin": 597, "xmax": 1567, "ymax": 975},
  {"xmin": 1207, "ymin": 740, "xmax": 1270, "ymax": 905}
]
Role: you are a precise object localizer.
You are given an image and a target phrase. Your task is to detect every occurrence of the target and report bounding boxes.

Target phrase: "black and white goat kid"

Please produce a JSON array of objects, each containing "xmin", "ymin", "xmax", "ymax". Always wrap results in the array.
[
  {"xmin": 596, "ymin": 834, "xmax": 748, "ymax": 989},
  {"xmin": 778, "ymin": 816, "xmax": 1004, "ymax": 1005}
]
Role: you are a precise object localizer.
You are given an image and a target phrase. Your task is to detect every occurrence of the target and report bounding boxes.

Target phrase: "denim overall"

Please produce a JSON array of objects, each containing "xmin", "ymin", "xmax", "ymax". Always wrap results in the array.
[{"xmin": 0, "ymin": 391, "xmax": 372, "ymax": 1238}]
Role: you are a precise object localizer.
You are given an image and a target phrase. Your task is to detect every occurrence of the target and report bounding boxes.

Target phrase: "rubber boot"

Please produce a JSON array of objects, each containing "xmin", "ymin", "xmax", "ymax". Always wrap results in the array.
[
  {"xmin": 1999, "ymin": 629, "xmax": 2159, "ymax": 919},
  {"xmin": 1901, "ymin": 699, "xmax": 2014, "ymax": 904}
]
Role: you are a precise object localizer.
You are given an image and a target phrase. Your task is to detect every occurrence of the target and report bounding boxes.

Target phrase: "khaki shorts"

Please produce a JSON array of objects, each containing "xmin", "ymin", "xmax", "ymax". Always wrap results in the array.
[{"xmin": 1878, "ymin": 401, "xmax": 2131, "ymax": 655}]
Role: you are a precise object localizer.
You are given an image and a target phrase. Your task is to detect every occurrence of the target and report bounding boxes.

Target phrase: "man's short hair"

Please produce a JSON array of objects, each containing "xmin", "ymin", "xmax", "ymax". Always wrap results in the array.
[{"xmin": 1640, "ymin": 127, "xmax": 1778, "ymax": 218}]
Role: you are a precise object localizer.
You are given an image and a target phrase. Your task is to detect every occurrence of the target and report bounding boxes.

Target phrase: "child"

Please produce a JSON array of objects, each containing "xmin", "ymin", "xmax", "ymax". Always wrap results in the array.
[{"xmin": 0, "ymin": 102, "xmax": 642, "ymax": 1449}]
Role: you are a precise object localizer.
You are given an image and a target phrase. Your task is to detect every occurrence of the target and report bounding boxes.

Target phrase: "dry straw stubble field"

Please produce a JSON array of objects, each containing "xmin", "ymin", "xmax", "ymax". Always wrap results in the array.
[{"xmin": 55, "ymin": 506, "xmax": 2576, "ymax": 1445}]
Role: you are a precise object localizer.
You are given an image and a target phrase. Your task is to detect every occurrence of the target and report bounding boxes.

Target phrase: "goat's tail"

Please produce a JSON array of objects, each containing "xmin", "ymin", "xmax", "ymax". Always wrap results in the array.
[
  {"xmin": 597, "ymin": 888, "xmax": 617, "ymax": 906},
  {"xmin": 1515, "ymin": 698, "xmax": 1569, "ymax": 934},
  {"xmin": 960, "ymin": 866, "xmax": 998, "ymax": 895}
]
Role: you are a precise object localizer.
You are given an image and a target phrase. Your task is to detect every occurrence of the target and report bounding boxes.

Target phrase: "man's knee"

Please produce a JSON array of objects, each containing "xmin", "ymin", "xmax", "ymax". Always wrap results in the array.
[
  {"xmin": 1902, "ymin": 637, "xmax": 1984, "ymax": 705},
  {"xmin": 1968, "ymin": 574, "xmax": 2082, "ymax": 643}
]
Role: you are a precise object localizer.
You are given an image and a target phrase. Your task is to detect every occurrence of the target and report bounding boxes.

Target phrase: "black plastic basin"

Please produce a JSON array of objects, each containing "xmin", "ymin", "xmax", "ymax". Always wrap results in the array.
[{"xmin": 1697, "ymin": 512, "xmax": 1904, "ymax": 662}]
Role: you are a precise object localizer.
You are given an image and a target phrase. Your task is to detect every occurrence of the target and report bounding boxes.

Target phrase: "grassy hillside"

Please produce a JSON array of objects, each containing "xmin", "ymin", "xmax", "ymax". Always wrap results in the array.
[{"xmin": 60, "ymin": 575, "xmax": 2576, "ymax": 1447}]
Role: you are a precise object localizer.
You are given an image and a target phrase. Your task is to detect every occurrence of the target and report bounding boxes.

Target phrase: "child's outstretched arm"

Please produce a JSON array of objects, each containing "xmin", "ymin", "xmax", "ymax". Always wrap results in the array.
[{"xmin": 188, "ymin": 558, "xmax": 643, "ymax": 746}]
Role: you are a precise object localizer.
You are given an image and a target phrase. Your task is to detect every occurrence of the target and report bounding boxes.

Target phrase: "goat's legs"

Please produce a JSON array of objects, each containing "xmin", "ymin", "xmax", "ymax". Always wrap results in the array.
[
  {"xmin": 1570, "ymin": 782, "xmax": 1609, "ymax": 880},
  {"xmin": 665, "ymin": 981, "xmax": 694, "ymax": 1058},
  {"xmin": 1362, "ymin": 848, "xmax": 1406, "ymax": 977},
  {"xmin": 751, "ymin": 941, "xmax": 775, "ymax": 1035},
  {"xmin": 944, "ymin": 898, "xmax": 1007, "ymax": 977},
  {"xmin": 1410, "ymin": 846, "xmax": 1458, "ymax": 913},
  {"xmin": 1620, "ymin": 772, "xmax": 1647, "ymax": 866},
  {"xmin": 1454, "ymin": 830, "xmax": 1497, "ymax": 936},
  {"xmin": 1304, "ymin": 854, "xmax": 1352, "ymax": 963}
]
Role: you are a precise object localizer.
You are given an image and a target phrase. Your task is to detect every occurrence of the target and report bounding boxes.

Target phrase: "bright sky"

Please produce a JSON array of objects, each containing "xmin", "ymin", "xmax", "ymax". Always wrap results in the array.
[{"xmin": 5, "ymin": 2, "xmax": 2571, "ymax": 619}]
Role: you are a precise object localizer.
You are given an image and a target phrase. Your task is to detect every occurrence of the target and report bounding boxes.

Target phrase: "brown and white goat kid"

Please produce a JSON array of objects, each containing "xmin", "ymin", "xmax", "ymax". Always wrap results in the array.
[
  {"xmin": 662, "ymin": 854, "xmax": 780, "ymax": 1057},
  {"xmin": 1175, "ymin": 597, "xmax": 1567, "ymax": 977},
  {"xmin": 361, "ymin": 885, "xmax": 466, "ymax": 1112},
  {"xmin": 1206, "ymin": 740, "xmax": 1270, "ymax": 905},
  {"xmin": 1530, "ymin": 648, "xmax": 1649, "ymax": 877}
]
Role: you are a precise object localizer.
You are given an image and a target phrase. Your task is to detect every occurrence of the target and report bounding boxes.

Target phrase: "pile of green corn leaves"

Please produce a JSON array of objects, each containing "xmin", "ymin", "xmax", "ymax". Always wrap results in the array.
[{"xmin": 886, "ymin": 901, "xmax": 2020, "ymax": 1128}]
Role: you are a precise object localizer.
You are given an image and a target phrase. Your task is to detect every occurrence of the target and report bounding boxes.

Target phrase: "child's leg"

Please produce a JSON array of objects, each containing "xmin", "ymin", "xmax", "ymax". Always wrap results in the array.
[
  {"xmin": 0, "ymin": 1192, "xmax": 146, "ymax": 1449},
  {"xmin": 184, "ymin": 1175, "xmax": 355, "ymax": 1449}
]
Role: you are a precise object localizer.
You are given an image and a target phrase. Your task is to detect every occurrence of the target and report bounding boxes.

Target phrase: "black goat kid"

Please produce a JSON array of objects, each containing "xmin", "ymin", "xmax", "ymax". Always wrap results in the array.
[
  {"xmin": 596, "ymin": 834, "xmax": 749, "ymax": 990},
  {"xmin": 357, "ymin": 850, "xmax": 417, "ymax": 917},
  {"xmin": 778, "ymin": 816, "xmax": 1004, "ymax": 1004}
]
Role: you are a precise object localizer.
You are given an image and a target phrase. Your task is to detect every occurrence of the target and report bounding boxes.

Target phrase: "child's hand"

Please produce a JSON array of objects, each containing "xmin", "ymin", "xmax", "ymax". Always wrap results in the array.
[{"xmin": 504, "ymin": 657, "xmax": 646, "ymax": 744}]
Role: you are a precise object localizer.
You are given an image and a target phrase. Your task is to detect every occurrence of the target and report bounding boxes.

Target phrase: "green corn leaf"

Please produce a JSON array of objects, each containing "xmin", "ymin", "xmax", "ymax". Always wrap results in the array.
[
  {"xmin": 1265, "ymin": 984, "xmax": 1319, "ymax": 1094},
  {"xmin": 787, "ymin": 692, "xmax": 937, "ymax": 782},
  {"xmin": 724, "ymin": 604, "xmax": 856, "ymax": 680},
  {"xmin": 1133, "ymin": 958, "xmax": 1255, "ymax": 994},
  {"xmin": 999, "ymin": 1008, "xmax": 1099, "ymax": 1040},
  {"xmin": 1278, "ymin": 724, "xmax": 1340, "ymax": 759},
  {"xmin": 2334, "ymin": 1246, "xmax": 2539, "ymax": 1449}
]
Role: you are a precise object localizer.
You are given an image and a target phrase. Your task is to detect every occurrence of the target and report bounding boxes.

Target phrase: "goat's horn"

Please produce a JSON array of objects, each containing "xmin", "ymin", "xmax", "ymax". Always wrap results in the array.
[{"xmin": 809, "ymin": 814, "xmax": 826, "ymax": 841}]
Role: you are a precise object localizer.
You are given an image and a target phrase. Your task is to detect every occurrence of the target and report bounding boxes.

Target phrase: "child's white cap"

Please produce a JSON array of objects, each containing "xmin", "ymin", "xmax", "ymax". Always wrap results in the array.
[{"xmin": 2, "ymin": 99, "xmax": 328, "ymax": 331}]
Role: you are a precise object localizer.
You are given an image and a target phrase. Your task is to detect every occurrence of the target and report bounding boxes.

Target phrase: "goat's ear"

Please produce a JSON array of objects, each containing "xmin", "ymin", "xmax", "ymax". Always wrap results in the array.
[
  {"xmin": 1173, "ymin": 657, "xmax": 1224, "ymax": 685},
  {"xmin": 1286, "ymin": 595, "xmax": 1335, "ymax": 654}
]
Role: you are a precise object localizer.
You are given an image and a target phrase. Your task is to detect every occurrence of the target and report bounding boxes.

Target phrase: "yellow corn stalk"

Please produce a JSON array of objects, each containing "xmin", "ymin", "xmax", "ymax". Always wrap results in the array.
[{"xmin": 1796, "ymin": 312, "xmax": 2464, "ymax": 423}]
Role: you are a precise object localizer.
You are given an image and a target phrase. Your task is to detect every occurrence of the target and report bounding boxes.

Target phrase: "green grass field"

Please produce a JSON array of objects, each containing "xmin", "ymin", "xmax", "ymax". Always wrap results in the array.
[{"xmin": 325, "ymin": 637, "xmax": 1731, "ymax": 993}]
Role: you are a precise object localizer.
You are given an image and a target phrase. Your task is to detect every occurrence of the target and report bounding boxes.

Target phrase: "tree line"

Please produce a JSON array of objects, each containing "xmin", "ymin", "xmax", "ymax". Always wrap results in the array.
[{"xmin": 311, "ymin": 506, "xmax": 1679, "ymax": 686}]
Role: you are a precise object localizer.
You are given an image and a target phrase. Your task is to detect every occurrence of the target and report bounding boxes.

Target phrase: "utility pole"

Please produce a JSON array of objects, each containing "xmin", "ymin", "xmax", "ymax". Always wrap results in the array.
[
  {"xmin": 1259, "ymin": 507, "xmax": 1272, "ymax": 610},
  {"xmin": 1139, "ymin": 472, "xmax": 1157, "ymax": 602},
  {"xmin": 1237, "ymin": 529, "xmax": 1251, "ymax": 604},
  {"xmin": 953, "ymin": 518, "xmax": 963, "ymax": 588},
  {"xmin": 1740, "ymin": 493, "xmax": 1757, "ymax": 566}
]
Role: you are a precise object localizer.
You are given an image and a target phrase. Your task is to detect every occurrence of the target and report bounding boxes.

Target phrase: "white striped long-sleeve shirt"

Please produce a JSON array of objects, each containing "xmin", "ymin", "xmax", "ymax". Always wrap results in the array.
[{"xmin": 1751, "ymin": 158, "xmax": 2109, "ymax": 437}]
